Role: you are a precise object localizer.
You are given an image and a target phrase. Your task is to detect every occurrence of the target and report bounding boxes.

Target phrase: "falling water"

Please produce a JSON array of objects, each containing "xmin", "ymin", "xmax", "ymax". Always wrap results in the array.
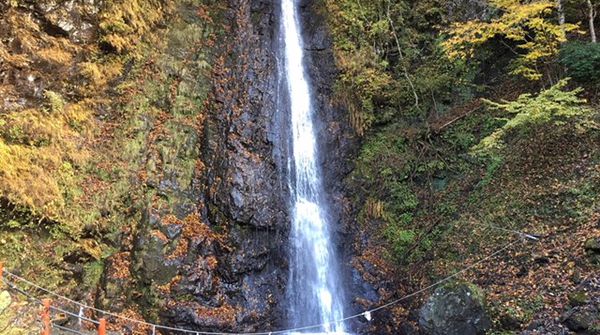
[{"xmin": 279, "ymin": 0, "xmax": 346, "ymax": 333}]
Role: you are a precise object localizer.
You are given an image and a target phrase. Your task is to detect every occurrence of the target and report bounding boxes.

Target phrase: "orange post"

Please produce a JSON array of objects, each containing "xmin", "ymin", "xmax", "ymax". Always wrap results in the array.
[
  {"xmin": 41, "ymin": 299, "xmax": 51, "ymax": 335},
  {"xmin": 0, "ymin": 261, "xmax": 4, "ymax": 282},
  {"xmin": 98, "ymin": 318, "xmax": 106, "ymax": 335}
]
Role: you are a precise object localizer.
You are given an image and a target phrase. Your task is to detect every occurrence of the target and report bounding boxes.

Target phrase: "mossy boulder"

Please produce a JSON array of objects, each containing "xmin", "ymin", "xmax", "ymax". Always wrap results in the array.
[
  {"xmin": 585, "ymin": 238, "xmax": 600, "ymax": 252},
  {"xmin": 419, "ymin": 281, "xmax": 491, "ymax": 335},
  {"xmin": 584, "ymin": 238, "xmax": 600, "ymax": 265},
  {"xmin": 568, "ymin": 291, "xmax": 589, "ymax": 307},
  {"xmin": 562, "ymin": 306, "xmax": 600, "ymax": 334}
]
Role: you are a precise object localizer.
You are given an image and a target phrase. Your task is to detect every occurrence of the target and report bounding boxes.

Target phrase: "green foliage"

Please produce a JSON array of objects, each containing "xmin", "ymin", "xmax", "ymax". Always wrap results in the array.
[
  {"xmin": 383, "ymin": 221, "xmax": 416, "ymax": 259},
  {"xmin": 0, "ymin": 231, "xmax": 76, "ymax": 291},
  {"xmin": 560, "ymin": 41, "xmax": 600, "ymax": 82},
  {"xmin": 382, "ymin": 182, "xmax": 419, "ymax": 261},
  {"xmin": 0, "ymin": 101, "xmax": 91, "ymax": 226},
  {"xmin": 328, "ymin": 2, "xmax": 600, "ymax": 331},
  {"xmin": 387, "ymin": 181, "xmax": 419, "ymax": 213},
  {"xmin": 478, "ymin": 155, "xmax": 504, "ymax": 188},
  {"xmin": 325, "ymin": 0, "xmax": 477, "ymax": 132},
  {"xmin": 0, "ymin": 0, "xmax": 221, "ymax": 305},
  {"xmin": 83, "ymin": 261, "xmax": 105, "ymax": 289},
  {"xmin": 474, "ymin": 80, "xmax": 591, "ymax": 154}
]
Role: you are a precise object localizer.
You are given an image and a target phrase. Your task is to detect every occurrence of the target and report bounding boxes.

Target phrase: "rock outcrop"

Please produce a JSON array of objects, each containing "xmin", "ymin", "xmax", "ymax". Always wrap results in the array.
[
  {"xmin": 562, "ymin": 305, "xmax": 600, "ymax": 334},
  {"xmin": 585, "ymin": 237, "xmax": 600, "ymax": 265},
  {"xmin": 97, "ymin": 0, "xmax": 345, "ymax": 332},
  {"xmin": 419, "ymin": 282, "xmax": 491, "ymax": 335}
]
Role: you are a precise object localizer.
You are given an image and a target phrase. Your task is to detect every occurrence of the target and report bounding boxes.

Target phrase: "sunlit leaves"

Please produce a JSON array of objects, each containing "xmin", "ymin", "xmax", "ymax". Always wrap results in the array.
[
  {"xmin": 474, "ymin": 79, "xmax": 591, "ymax": 154},
  {"xmin": 443, "ymin": 0, "xmax": 581, "ymax": 80}
]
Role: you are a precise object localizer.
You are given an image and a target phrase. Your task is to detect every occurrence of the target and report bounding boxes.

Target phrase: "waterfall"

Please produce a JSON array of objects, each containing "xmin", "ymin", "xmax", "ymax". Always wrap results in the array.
[{"xmin": 279, "ymin": 0, "xmax": 347, "ymax": 333}]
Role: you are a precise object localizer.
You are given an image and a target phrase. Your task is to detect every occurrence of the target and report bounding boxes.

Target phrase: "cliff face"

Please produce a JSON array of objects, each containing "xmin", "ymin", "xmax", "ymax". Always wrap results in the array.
[
  {"xmin": 137, "ymin": 0, "xmax": 369, "ymax": 331},
  {"xmin": 118, "ymin": 0, "xmax": 372, "ymax": 332},
  {"xmin": 0, "ymin": 0, "xmax": 376, "ymax": 333},
  {"xmin": 97, "ymin": 0, "xmax": 291, "ymax": 332}
]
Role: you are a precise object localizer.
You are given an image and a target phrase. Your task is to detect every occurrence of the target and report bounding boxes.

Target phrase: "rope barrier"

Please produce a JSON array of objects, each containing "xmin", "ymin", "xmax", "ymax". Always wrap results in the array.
[
  {"xmin": 1, "ymin": 276, "xmax": 99, "ymax": 326},
  {"xmin": 0, "ymin": 234, "xmax": 531, "ymax": 335}
]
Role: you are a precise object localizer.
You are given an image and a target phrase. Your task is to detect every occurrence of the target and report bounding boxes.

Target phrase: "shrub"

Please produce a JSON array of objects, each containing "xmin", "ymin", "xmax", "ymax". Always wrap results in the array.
[
  {"xmin": 560, "ymin": 41, "xmax": 600, "ymax": 83},
  {"xmin": 473, "ymin": 79, "xmax": 591, "ymax": 154}
]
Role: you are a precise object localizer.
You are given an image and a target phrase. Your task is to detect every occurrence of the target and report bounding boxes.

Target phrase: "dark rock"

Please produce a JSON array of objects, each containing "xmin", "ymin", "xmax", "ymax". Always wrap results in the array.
[
  {"xmin": 533, "ymin": 253, "xmax": 550, "ymax": 265},
  {"xmin": 585, "ymin": 238, "xmax": 600, "ymax": 253},
  {"xmin": 132, "ymin": 231, "xmax": 178, "ymax": 285},
  {"xmin": 419, "ymin": 282, "xmax": 491, "ymax": 335},
  {"xmin": 569, "ymin": 291, "xmax": 590, "ymax": 307},
  {"xmin": 585, "ymin": 238, "xmax": 600, "ymax": 265},
  {"xmin": 498, "ymin": 309, "xmax": 523, "ymax": 330},
  {"xmin": 527, "ymin": 319, "xmax": 545, "ymax": 330},
  {"xmin": 562, "ymin": 305, "xmax": 600, "ymax": 334},
  {"xmin": 399, "ymin": 321, "xmax": 420, "ymax": 335},
  {"xmin": 164, "ymin": 223, "xmax": 182, "ymax": 240},
  {"xmin": 141, "ymin": 0, "xmax": 292, "ymax": 331},
  {"xmin": 95, "ymin": 252, "xmax": 135, "ymax": 313}
]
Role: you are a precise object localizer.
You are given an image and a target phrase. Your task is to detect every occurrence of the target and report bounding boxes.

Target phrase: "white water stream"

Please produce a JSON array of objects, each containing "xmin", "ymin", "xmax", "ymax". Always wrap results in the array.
[{"xmin": 280, "ymin": 0, "xmax": 347, "ymax": 333}]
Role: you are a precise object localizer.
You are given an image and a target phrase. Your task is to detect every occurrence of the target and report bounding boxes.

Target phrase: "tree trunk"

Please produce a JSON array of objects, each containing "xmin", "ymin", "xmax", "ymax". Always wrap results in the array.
[
  {"xmin": 557, "ymin": 0, "xmax": 565, "ymax": 27},
  {"xmin": 588, "ymin": 0, "xmax": 597, "ymax": 43}
]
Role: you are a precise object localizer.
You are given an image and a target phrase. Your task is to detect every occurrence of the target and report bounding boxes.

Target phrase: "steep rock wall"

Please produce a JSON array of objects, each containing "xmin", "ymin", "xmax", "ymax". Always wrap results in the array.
[
  {"xmin": 97, "ymin": 0, "xmax": 289, "ymax": 332},
  {"xmin": 97, "ymin": 0, "xmax": 372, "ymax": 333}
]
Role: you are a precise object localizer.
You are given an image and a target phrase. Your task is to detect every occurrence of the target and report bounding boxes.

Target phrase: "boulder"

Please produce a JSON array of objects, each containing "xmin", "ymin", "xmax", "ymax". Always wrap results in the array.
[
  {"xmin": 584, "ymin": 238, "xmax": 600, "ymax": 253},
  {"xmin": 562, "ymin": 305, "xmax": 600, "ymax": 334},
  {"xmin": 584, "ymin": 238, "xmax": 600, "ymax": 265},
  {"xmin": 419, "ymin": 282, "xmax": 491, "ymax": 335}
]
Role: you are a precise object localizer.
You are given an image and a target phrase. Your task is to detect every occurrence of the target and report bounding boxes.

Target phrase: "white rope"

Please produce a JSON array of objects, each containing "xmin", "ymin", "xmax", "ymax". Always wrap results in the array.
[{"xmin": 1, "ymin": 236, "xmax": 526, "ymax": 334}]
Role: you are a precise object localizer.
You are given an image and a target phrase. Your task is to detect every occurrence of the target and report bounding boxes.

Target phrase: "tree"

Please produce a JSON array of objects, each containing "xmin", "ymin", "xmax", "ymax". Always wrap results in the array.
[
  {"xmin": 587, "ymin": 0, "xmax": 598, "ymax": 42},
  {"xmin": 443, "ymin": 0, "xmax": 580, "ymax": 81},
  {"xmin": 558, "ymin": 0, "xmax": 566, "ymax": 26}
]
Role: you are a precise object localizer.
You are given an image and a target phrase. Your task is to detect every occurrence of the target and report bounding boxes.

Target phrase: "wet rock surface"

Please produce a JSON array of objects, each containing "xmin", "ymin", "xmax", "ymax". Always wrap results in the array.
[{"xmin": 197, "ymin": 0, "xmax": 288, "ymax": 329}]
